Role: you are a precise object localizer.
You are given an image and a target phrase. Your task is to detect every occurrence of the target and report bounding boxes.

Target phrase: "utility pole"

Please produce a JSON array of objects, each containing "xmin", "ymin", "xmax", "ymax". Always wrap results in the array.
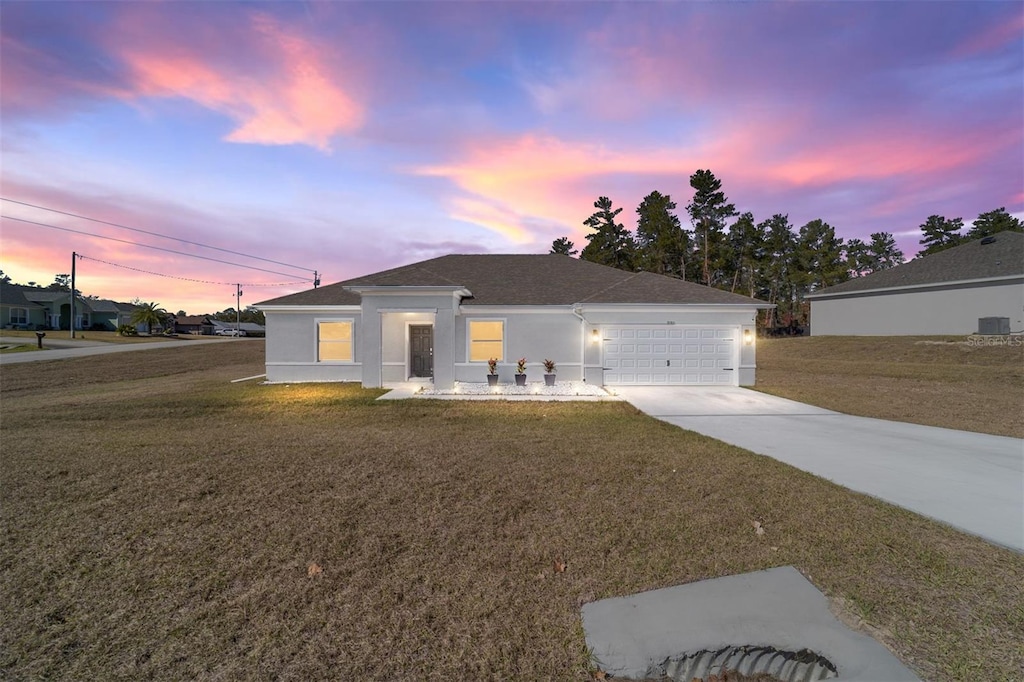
[
  {"xmin": 236, "ymin": 284, "xmax": 242, "ymax": 334},
  {"xmin": 70, "ymin": 251, "xmax": 77, "ymax": 339},
  {"xmin": 314, "ymin": 271, "xmax": 320, "ymax": 288}
]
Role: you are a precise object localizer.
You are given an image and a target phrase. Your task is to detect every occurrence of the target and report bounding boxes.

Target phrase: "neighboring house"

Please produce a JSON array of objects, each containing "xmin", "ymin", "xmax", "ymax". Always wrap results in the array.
[
  {"xmin": 807, "ymin": 231, "xmax": 1024, "ymax": 335},
  {"xmin": 0, "ymin": 282, "xmax": 47, "ymax": 330},
  {"xmin": 175, "ymin": 315, "xmax": 216, "ymax": 335},
  {"xmin": 256, "ymin": 254, "xmax": 771, "ymax": 389},
  {"xmin": 19, "ymin": 289, "xmax": 92, "ymax": 330},
  {"xmin": 115, "ymin": 302, "xmax": 140, "ymax": 329},
  {"xmin": 85, "ymin": 299, "xmax": 125, "ymax": 330}
]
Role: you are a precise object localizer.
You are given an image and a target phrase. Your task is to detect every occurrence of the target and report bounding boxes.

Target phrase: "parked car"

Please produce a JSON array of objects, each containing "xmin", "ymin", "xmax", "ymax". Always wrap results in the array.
[{"xmin": 216, "ymin": 328, "xmax": 246, "ymax": 337}]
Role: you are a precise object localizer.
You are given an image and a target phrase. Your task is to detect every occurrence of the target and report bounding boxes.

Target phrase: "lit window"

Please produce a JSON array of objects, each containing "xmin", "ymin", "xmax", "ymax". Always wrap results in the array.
[
  {"xmin": 468, "ymin": 320, "xmax": 503, "ymax": 362},
  {"xmin": 10, "ymin": 308, "xmax": 27, "ymax": 325},
  {"xmin": 318, "ymin": 321, "xmax": 353, "ymax": 362}
]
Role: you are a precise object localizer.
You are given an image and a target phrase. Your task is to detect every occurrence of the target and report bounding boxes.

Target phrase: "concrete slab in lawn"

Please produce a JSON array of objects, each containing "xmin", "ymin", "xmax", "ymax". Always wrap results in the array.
[
  {"xmin": 615, "ymin": 386, "xmax": 1024, "ymax": 552},
  {"xmin": 582, "ymin": 566, "xmax": 920, "ymax": 681}
]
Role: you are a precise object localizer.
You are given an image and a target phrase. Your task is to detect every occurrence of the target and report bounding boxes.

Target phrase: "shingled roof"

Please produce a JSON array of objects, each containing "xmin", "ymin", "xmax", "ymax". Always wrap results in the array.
[
  {"xmin": 258, "ymin": 254, "xmax": 766, "ymax": 307},
  {"xmin": 0, "ymin": 282, "xmax": 45, "ymax": 309},
  {"xmin": 808, "ymin": 231, "xmax": 1023, "ymax": 298}
]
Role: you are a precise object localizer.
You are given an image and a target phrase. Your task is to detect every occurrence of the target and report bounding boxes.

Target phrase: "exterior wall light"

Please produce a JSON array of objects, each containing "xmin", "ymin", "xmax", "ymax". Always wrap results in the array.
[
  {"xmin": 743, "ymin": 329, "xmax": 754, "ymax": 346},
  {"xmin": 592, "ymin": 329, "xmax": 600, "ymax": 344}
]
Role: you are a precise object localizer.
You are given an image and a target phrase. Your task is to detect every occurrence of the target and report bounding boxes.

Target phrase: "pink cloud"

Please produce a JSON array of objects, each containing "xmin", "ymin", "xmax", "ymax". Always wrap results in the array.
[
  {"xmin": 0, "ymin": 178, "xmax": 321, "ymax": 314},
  {"xmin": 114, "ymin": 11, "xmax": 363, "ymax": 150},
  {"xmin": 0, "ymin": 33, "xmax": 130, "ymax": 115},
  {"xmin": 952, "ymin": 11, "xmax": 1024, "ymax": 57}
]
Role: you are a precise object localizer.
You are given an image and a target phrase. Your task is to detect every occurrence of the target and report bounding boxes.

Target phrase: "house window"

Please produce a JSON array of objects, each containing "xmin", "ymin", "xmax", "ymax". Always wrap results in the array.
[
  {"xmin": 10, "ymin": 308, "xmax": 28, "ymax": 325},
  {"xmin": 468, "ymin": 320, "xmax": 503, "ymax": 362},
  {"xmin": 318, "ymin": 320, "xmax": 353, "ymax": 362}
]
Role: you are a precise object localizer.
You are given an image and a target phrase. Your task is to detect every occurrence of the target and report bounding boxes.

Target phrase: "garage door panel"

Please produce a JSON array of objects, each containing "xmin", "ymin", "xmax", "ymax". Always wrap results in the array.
[{"xmin": 604, "ymin": 325, "xmax": 736, "ymax": 386}]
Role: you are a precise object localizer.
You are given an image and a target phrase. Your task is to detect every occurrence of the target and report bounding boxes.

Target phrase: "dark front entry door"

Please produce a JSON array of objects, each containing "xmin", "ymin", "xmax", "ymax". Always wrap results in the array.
[{"xmin": 410, "ymin": 325, "xmax": 434, "ymax": 378}]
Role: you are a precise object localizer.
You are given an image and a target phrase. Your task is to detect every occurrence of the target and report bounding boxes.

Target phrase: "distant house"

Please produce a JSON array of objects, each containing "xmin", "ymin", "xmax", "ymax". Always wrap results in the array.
[
  {"xmin": 85, "ymin": 299, "xmax": 129, "ymax": 330},
  {"xmin": 256, "ymin": 254, "xmax": 770, "ymax": 389},
  {"xmin": 174, "ymin": 315, "xmax": 216, "ymax": 335},
  {"xmin": 0, "ymin": 282, "xmax": 47, "ymax": 330},
  {"xmin": 19, "ymin": 289, "xmax": 92, "ymax": 330},
  {"xmin": 209, "ymin": 319, "xmax": 266, "ymax": 337},
  {"xmin": 807, "ymin": 231, "xmax": 1024, "ymax": 335}
]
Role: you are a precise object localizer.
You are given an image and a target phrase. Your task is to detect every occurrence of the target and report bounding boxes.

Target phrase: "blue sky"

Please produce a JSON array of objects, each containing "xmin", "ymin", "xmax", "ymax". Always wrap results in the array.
[{"xmin": 1, "ymin": 1, "xmax": 1021, "ymax": 314}]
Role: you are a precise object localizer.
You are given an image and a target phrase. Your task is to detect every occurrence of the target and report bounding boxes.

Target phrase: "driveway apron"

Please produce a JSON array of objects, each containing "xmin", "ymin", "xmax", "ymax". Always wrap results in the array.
[{"xmin": 616, "ymin": 386, "xmax": 1024, "ymax": 552}]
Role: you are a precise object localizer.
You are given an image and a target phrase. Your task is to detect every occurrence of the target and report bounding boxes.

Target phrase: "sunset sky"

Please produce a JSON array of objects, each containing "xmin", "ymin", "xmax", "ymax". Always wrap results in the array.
[{"xmin": 2, "ymin": 1, "xmax": 1021, "ymax": 315}]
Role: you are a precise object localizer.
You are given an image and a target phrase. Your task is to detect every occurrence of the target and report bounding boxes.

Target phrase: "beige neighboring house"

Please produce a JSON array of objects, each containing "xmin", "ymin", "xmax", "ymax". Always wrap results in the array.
[
  {"xmin": 257, "ymin": 254, "xmax": 772, "ymax": 390},
  {"xmin": 807, "ymin": 231, "xmax": 1024, "ymax": 335}
]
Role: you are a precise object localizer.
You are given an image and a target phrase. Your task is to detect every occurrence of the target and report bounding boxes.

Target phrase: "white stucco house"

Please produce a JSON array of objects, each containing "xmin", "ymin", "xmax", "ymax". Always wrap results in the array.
[
  {"xmin": 807, "ymin": 231, "xmax": 1024, "ymax": 336},
  {"xmin": 256, "ymin": 254, "xmax": 771, "ymax": 389}
]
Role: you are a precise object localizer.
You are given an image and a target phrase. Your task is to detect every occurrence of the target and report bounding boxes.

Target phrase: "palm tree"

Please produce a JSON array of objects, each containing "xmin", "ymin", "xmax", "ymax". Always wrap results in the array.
[{"xmin": 129, "ymin": 301, "xmax": 167, "ymax": 334}]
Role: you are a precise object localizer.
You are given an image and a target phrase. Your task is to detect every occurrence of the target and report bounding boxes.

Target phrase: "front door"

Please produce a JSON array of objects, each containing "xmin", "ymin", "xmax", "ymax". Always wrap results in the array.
[{"xmin": 409, "ymin": 325, "xmax": 434, "ymax": 378}]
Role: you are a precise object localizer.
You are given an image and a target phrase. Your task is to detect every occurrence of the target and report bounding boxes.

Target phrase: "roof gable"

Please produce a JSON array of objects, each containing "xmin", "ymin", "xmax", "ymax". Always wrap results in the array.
[
  {"xmin": 258, "ymin": 254, "xmax": 765, "ymax": 307},
  {"xmin": 0, "ymin": 283, "xmax": 45, "ymax": 309},
  {"xmin": 811, "ymin": 231, "xmax": 1023, "ymax": 297}
]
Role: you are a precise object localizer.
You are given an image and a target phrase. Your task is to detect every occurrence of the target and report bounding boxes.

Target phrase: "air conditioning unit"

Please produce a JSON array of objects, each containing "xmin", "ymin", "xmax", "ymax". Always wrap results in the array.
[{"xmin": 977, "ymin": 317, "xmax": 1010, "ymax": 335}]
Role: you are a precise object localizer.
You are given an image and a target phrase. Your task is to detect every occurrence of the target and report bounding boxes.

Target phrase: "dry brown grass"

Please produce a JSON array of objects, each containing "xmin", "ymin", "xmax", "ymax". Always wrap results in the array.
[
  {"xmin": 2, "ymin": 343, "xmax": 1022, "ymax": 681},
  {"xmin": 755, "ymin": 336, "xmax": 1024, "ymax": 438}
]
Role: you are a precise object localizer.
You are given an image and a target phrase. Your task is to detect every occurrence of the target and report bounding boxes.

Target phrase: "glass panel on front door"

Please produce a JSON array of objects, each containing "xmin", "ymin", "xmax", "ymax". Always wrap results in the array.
[{"xmin": 410, "ymin": 325, "xmax": 433, "ymax": 378}]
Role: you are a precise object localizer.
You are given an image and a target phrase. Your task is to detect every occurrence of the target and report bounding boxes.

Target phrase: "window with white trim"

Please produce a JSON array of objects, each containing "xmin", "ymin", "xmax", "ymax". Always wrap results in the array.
[
  {"xmin": 10, "ymin": 308, "xmax": 28, "ymax": 325},
  {"xmin": 468, "ymin": 320, "xmax": 503, "ymax": 362},
  {"xmin": 318, "ymin": 320, "xmax": 354, "ymax": 362}
]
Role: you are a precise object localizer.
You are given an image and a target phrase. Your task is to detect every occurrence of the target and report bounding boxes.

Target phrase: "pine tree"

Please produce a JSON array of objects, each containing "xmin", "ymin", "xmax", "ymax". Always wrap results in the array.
[
  {"xmin": 635, "ymin": 190, "xmax": 690, "ymax": 278},
  {"xmin": 549, "ymin": 237, "xmax": 577, "ymax": 256},
  {"xmin": 760, "ymin": 215, "xmax": 796, "ymax": 327},
  {"xmin": 686, "ymin": 170, "xmax": 737, "ymax": 287},
  {"xmin": 867, "ymin": 232, "xmax": 904, "ymax": 270},
  {"xmin": 965, "ymin": 207, "xmax": 1023, "ymax": 240},
  {"xmin": 845, "ymin": 238, "xmax": 871, "ymax": 277},
  {"xmin": 795, "ymin": 219, "xmax": 848, "ymax": 293},
  {"xmin": 727, "ymin": 212, "xmax": 765, "ymax": 296},
  {"xmin": 918, "ymin": 215, "xmax": 964, "ymax": 256},
  {"xmin": 580, "ymin": 196, "xmax": 636, "ymax": 271}
]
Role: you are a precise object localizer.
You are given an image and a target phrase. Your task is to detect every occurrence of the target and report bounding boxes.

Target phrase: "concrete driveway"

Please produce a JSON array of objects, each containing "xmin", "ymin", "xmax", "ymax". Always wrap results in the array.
[{"xmin": 615, "ymin": 386, "xmax": 1024, "ymax": 552}]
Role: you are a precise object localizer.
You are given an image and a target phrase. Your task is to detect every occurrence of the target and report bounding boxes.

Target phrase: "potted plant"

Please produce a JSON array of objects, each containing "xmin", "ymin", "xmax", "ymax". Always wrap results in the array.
[
  {"xmin": 487, "ymin": 358, "xmax": 499, "ymax": 386},
  {"xmin": 542, "ymin": 358, "xmax": 556, "ymax": 386},
  {"xmin": 515, "ymin": 357, "xmax": 527, "ymax": 386}
]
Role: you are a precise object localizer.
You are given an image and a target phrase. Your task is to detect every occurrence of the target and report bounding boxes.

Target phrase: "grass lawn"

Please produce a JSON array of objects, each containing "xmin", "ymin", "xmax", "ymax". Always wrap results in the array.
[
  {"xmin": 755, "ymin": 336, "xmax": 1024, "ymax": 438},
  {"xmin": 0, "ymin": 329, "xmax": 210, "ymax": 344},
  {"xmin": 0, "ymin": 343, "xmax": 44, "ymax": 354},
  {"xmin": 1, "ymin": 342, "xmax": 1022, "ymax": 681}
]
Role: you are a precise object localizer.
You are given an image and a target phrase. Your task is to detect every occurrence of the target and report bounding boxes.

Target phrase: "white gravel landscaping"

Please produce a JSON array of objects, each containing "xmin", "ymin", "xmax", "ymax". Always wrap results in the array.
[{"xmin": 416, "ymin": 381, "xmax": 614, "ymax": 400}]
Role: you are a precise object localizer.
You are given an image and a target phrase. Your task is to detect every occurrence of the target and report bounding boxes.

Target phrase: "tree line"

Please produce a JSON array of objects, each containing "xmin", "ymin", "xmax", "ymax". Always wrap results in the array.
[{"xmin": 551, "ymin": 170, "xmax": 1021, "ymax": 328}]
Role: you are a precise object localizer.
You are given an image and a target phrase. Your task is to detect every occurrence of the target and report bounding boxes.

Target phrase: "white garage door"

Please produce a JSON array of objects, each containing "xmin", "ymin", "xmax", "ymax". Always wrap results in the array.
[{"xmin": 603, "ymin": 326, "xmax": 736, "ymax": 385}]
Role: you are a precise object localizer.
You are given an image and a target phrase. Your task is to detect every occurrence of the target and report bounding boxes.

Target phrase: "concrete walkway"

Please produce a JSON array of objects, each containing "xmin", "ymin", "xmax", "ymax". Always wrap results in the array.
[
  {"xmin": 0, "ymin": 336, "xmax": 238, "ymax": 364},
  {"xmin": 615, "ymin": 386, "xmax": 1024, "ymax": 552},
  {"xmin": 582, "ymin": 566, "xmax": 920, "ymax": 681}
]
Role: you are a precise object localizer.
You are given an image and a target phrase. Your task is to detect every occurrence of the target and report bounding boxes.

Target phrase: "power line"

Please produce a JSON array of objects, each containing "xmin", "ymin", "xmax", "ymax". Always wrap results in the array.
[
  {"xmin": 1, "ymin": 215, "xmax": 315, "ymax": 281},
  {"xmin": 1, "ymin": 197, "xmax": 316, "ymax": 274},
  {"xmin": 76, "ymin": 254, "xmax": 310, "ymax": 287}
]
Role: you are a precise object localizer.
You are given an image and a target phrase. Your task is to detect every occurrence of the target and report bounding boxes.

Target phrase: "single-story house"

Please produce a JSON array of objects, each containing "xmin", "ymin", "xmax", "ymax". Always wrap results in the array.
[
  {"xmin": 13, "ymin": 289, "xmax": 139, "ymax": 331},
  {"xmin": 174, "ymin": 315, "xmax": 216, "ymax": 335},
  {"xmin": 15, "ymin": 289, "xmax": 92, "ymax": 330},
  {"xmin": 256, "ymin": 254, "xmax": 771, "ymax": 389},
  {"xmin": 84, "ymin": 299, "xmax": 131, "ymax": 330},
  {"xmin": 807, "ymin": 231, "xmax": 1023, "ymax": 335},
  {"xmin": 0, "ymin": 281, "xmax": 47, "ymax": 330}
]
